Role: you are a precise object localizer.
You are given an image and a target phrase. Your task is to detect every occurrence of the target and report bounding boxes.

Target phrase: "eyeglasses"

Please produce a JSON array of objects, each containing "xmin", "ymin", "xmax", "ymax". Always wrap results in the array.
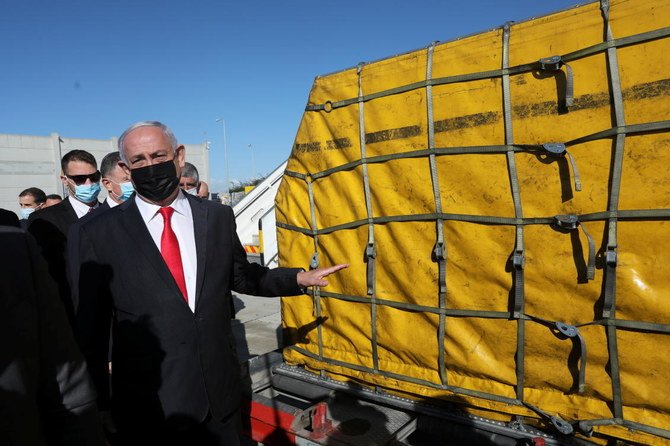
[{"xmin": 65, "ymin": 171, "xmax": 101, "ymax": 185}]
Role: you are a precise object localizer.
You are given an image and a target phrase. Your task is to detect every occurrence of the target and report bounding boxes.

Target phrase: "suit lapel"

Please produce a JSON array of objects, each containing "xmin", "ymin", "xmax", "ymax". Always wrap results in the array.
[
  {"xmin": 118, "ymin": 199, "xmax": 189, "ymax": 306},
  {"xmin": 188, "ymin": 196, "xmax": 208, "ymax": 312},
  {"xmin": 62, "ymin": 198, "xmax": 79, "ymax": 227}
]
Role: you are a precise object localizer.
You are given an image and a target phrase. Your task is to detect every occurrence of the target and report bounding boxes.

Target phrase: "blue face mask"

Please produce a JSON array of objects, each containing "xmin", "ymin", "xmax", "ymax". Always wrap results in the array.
[
  {"xmin": 116, "ymin": 182, "xmax": 135, "ymax": 201},
  {"xmin": 74, "ymin": 182, "xmax": 101, "ymax": 203},
  {"xmin": 20, "ymin": 207, "xmax": 36, "ymax": 219}
]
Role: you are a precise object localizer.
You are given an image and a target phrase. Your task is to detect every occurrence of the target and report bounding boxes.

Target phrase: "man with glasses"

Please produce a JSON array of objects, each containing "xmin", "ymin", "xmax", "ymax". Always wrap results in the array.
[{"xmin": 29, "ymin": 149, "xmax": 102, "ymax": 324}]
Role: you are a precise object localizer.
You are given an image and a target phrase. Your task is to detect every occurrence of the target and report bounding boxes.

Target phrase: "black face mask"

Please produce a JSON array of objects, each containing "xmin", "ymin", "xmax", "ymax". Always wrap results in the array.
[{"xmin": 130, "ymin": 160, "xmax": 180, "ymax": 202}]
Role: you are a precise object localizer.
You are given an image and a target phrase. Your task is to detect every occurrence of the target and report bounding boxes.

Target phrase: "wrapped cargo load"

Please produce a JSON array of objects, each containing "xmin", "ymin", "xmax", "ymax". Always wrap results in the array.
[{"xmin": 276, "ymin": 0, "xmax": 670, "ymax": 443}]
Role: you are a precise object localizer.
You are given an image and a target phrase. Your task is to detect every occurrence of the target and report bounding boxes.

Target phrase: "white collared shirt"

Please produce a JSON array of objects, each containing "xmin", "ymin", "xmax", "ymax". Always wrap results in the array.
[
  {"xmin": 106, "ymin": 196, "xmax": 120, "ymax": 208},
  {"xmin": 69, "ymin": 195, "xmax": 99, "ymax": 219},
  {"xmin": 134, "ymin": 190, "xmax": 198, "ymax": 312}
]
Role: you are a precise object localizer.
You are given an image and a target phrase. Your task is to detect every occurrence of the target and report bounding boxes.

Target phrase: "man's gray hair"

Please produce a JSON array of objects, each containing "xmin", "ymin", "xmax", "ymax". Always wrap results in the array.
[
  {"xmin": 100, "ymin": 151, "xmax": 122, "ymax": 178},
  {"xmin": 181, "ymin": 162, "xmax": 199, "ymax": 183},
  {"xmin": 118, "ymin": 121, "xmax": 178, "ymax": 163}
]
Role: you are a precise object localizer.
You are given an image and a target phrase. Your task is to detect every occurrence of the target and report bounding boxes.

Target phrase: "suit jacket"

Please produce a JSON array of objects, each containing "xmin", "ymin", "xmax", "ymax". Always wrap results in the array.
[
  {"xmin": 67, "ymin": 199, "xmax": 110, "ymax": 312},
  {"xmin": 0, "ymin": 227, "xmax": 104, "ymax": 446},
  {"xmin": 74, "ymin": 194, "xmax": 302, "ymax": 431},
  {"xmin": 94, "ymin": 200, "xmax": 111, "ymax": 213},
  {"xmin": 27, "ymin": 198, "xmax": 80, "ymax": 323},
  {"xmin": 0, "ymin": 208, "xmax": 20, "ymax": 227}
]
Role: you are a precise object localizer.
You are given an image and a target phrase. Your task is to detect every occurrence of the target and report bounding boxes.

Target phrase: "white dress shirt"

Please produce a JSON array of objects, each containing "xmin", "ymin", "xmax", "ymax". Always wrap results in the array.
[
  {"xmin": 69, "ymin": 195, "xmax": 99, "ymax": 218},
  {"xmin": 106, "ymin": 196, "xmax": 120, "ymax": 208},
  {"xmin": 134, "ymin": 190, "xmax": 198, "ymax": 312}
]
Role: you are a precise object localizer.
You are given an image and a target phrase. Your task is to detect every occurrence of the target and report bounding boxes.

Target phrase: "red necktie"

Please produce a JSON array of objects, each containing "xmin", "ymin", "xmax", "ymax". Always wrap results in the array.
[{"xmin": 158, "ymin": 207, "xmax": 188, "ymax": 302}]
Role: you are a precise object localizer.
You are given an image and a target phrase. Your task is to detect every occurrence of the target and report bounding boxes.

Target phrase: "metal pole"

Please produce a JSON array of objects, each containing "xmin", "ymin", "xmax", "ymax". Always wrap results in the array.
[
  {"xmin": 248, "ymin": 144, "xmax": 255, "ymax": 179},
  {"xmin": 216, "ymin": 118, "xmax": 230, "ymax": 203}
]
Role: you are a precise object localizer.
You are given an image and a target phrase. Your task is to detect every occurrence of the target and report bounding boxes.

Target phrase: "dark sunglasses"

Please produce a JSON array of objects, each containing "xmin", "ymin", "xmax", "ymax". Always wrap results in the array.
[{"xmin": 65, "ymin": 171, "xmax": 101, "ymax": 185}]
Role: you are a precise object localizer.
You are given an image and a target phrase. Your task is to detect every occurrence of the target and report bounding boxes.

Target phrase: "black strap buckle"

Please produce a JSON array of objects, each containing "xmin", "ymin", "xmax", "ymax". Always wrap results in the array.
[
  {"xmin": 366, "ymin": 244, "xmax": 376, "ymax": 259},
  {"xmin": 434, "ymin": 242, "xmax": 446, "ymax": 261},
  {"xmin": 553, "ymin": 214, "xmax": 579, "ymax": 231},
  {"xmin": 555, "ymin": 322, "xmax": 579, "ymax": 338},
  {"xmin": 512, "ymin": 252, "xmax": 525, "ymax": 270},
  {"xmin": 310, "ymin": 252, "xmax": 320, "ymax": 270},
  {"xmin": 538, "ymin": 55, "xmax": 563, "ymax": 71},
  {"xmin": 543, "ymin": 142, "xmax": 566, "ymax": 156}
]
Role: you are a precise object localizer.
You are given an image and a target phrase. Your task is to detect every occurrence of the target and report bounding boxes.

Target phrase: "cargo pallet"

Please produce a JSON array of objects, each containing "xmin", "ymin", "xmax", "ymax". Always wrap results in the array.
[{"xmin": 243, "ymin": 352, "xmax": 591, "ymax": 446}]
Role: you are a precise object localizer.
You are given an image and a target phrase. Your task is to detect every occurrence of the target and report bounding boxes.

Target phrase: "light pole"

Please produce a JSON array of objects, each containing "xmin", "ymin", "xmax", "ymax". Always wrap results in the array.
[
  {"xmin": 215, "ymin": 118, "xmax": 230, "ymax": 203},
  {"xmin": 248, "ymin": 144, "xmax": 256, "ymax": 179}
]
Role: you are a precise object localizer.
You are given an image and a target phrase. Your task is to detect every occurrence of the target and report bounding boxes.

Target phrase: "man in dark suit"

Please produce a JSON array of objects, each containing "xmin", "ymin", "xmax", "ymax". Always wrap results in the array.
[
  {"xmin": 0, "ymin": 226, "xmax": 104, "ymax": 446},
  {"xmin": 28, "ymin": 150, "xmax": 101, "ymax": 323},
  {"xmin": 100, "ymin": 151, "xmax": 135, "ymax": 210},
  {"xmin": 74, "ymin": 121, "xmax": 346, "ymax": 445},
  {"xmin": 67, "ymin": 151, "xmax": 135, "ymax": 315}
]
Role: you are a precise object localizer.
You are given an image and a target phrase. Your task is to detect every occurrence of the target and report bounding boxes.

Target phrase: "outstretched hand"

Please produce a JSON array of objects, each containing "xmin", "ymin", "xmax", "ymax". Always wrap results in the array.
[{"xmin": 297, "ymin": 264, "xmax": 349, "ymax": 288}]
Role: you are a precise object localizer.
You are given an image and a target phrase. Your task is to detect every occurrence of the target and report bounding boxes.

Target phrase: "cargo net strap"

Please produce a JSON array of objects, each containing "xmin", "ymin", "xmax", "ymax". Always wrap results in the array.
[
  {"xmin": 286, "ymin": 120, "xmax": 670, "ymax": 193},
  {"xmin": 357, "ymin": 63, "xmax": 381, "ymax": 373},
  {"xmin": 600, "ymin": 0, "xmax": 626, "ymax": 422},
  {"xmin": 552, "ymin": 215, "xmax": 596, "ymax": 281},
  {"xmin": 305, "ymin": 176, "xmax": 325, "ymax": 362},
  {"xmin": 501, "ymin": 22, "xmax": 527, "ymax": 404},
  {"xmin": 305, "ymin": 26, "xmax": 670, "ymax": 113},
  {"xmin": 290, "ymin": 290, "xmax": 670, "ymax": 334},
  {"xmin": 278, "ymin": 208, "xmax": 670, "ymax": 236},
  {"xmin": 425, "ymin": 41, "xmax": 449, "ymax": 387}
]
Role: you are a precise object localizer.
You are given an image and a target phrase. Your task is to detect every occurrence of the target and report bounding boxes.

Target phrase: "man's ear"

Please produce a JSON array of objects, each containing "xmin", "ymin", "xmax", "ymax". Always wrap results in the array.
[
  {"xmin": 175, "ymin": 145, "xmax": 186, "ymax": 168},
  {"xmin": 101, "ymin": 177, "xmax": 113, "ymax": 192},
  {"xmin": 60, "ymin": 174, "xmax": 69, "ymax": 186}
]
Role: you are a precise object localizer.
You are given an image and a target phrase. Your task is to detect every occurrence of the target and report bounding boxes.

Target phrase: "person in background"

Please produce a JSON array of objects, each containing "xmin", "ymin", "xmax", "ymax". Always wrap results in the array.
[
  {"xmin": 100, "ymin": 151, "xmax": 135, "ymax": 210},
  {"xmin": 179, "ymin": 164, "xmax": 234, "ymax": 318},
  {"xmin": 18, "ymin": 187, "xmax": 47, "ymax": 229},
  {"xmin": 0, "ymin": 226, "xmax": 104, "ymax": 446},
  {"xmin": 179, "ymin": 163, "xmax": 210, "ymax": 199},
  {"xmin": 68, "ymin": 152, "xmax": 134, "ymax": 314},
  {"xmin": 45, "ymin": 194, "xmax": 63, "ymax": 207},
  {"xmin": 197, "ymin": 180, "xmax": 210, "ymax": 199},
  {"xmin": 28, "ymin": 149, "xmax": 102, "ymax": 324},
  {"xmin": 0, "ymin": 208, "xmax": 20, "ymax": 227},
  {"xmin": 179, "ymin": 162, "xmax": 201, "ymax": 196},
  {"xmin": 74, "ymin": 121, "xmax": 347, "ymax": 445}
]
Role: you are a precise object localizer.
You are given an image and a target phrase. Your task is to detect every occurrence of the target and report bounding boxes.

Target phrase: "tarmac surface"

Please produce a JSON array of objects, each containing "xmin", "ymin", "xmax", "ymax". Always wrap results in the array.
[{"xmin": 231, "ymin": 291, "xmax": 283, "ymax": 363}]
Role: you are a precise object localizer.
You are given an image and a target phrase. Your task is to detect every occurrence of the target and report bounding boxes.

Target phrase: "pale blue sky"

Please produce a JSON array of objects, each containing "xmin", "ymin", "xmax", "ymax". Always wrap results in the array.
[{"xmin": 1, "ymin": 0, "xmax": 580, "ymax": 192}]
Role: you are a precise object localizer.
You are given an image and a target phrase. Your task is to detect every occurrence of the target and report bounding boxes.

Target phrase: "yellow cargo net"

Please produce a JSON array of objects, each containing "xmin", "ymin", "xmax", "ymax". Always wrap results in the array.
[{"xmin": 277, "ymin": 1, "xmax": 670, "ymax": 444}]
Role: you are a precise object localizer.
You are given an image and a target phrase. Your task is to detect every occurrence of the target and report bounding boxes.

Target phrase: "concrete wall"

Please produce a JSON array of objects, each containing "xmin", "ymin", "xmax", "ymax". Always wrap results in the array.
[{"xmin": 0, "ymin": 132, "xmax": 209, "ymax": 217}]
